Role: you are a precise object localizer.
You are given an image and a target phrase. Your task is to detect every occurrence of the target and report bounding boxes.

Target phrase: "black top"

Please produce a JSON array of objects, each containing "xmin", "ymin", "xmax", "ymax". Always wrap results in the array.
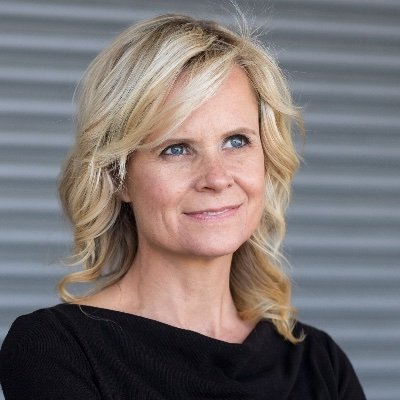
[{"xmin": 0, "ymin": 303, "xmax": 366, "ymax": 400}]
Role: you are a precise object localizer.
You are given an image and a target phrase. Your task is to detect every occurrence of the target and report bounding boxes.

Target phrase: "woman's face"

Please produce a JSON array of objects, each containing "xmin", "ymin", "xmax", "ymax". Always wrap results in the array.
[{"xmin": 121, "ymin": 66, "xmax": 266, "ymax": 260}]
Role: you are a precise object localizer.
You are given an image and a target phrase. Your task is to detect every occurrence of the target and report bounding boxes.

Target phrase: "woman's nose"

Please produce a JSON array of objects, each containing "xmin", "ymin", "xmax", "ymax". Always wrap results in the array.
[{"xmin": 194, "ymin": 154, "xmax": 234, "ymax": 192}]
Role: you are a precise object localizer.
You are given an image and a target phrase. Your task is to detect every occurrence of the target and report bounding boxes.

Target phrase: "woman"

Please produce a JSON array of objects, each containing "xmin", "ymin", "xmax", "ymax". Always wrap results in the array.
[{"xmin": 0, "ymin": 14, "xmax": 366, "ymax": 399}]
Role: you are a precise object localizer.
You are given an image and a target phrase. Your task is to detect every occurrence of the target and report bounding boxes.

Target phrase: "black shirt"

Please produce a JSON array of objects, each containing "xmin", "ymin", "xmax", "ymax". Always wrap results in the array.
[{"xmin": 0, "ymin": 303, "xmax": 366, "ymax": 399}]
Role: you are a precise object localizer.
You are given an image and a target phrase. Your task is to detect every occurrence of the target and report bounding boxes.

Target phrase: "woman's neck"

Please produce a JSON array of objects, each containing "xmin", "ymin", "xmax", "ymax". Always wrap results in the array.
[
  {"xmin": 120, "ymin": 249, "xmax": 243, "ymax": 338},
  {"xmin": 84, "ymin": 248, "xmax": 254, "ymax": 342}
]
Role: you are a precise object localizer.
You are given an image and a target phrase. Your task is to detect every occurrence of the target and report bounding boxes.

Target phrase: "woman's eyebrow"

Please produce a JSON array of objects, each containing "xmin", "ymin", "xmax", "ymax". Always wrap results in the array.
[
  {"xmin": 225, "ymin": 127, "xmax": 258, "ymax": 137},
  {"xmin": 156, "ymin": 127, "xmax": 259, "ymax": 147}
]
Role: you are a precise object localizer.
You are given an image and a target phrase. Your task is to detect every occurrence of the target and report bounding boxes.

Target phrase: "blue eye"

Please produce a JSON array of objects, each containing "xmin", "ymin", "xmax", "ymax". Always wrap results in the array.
[
  {"xmin": 224, "ymin": 135, "xmax": 249, "ymax": 149},
  {"xmin": 161, "ymin": 144, "xmax": 188, "ymax": 156}
]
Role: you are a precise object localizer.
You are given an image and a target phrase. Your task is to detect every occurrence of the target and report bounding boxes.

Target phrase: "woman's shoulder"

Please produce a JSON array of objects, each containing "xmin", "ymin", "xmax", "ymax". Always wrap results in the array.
[
  {"xmin": 1, "ymin": 303, "xmax": 132, "ymax": 359},
  {"xmin": 0, "ymin": 304, "xmax": 88, "ymax": 363},
  {"xmin": 0, "ymin": 304, "xmax": 101, "ymax": 399},
  {"xmin": 3, "ymin": 303, "xmax": 82, "ymax": 339},
  {"xmin": 294, "ymin": 320, "xmax": 348, "ymax": 357},
  {"xmin": 291, "ymin": 320, "xmax": 366, "ymax": 398},
  {"xmin": 9, "ymin": 302, "xmax": 75, "ymax": 321},
  {"xmin": 293, "ymin": 320, "xmax": 350, "ymax": 364},
  {"xmin": 295, "ymin": 320, "xmax": 338, "ymax": 344}
]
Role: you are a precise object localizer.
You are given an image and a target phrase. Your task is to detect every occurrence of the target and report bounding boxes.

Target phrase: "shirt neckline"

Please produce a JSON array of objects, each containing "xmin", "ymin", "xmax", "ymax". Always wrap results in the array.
[{"xmin": 68, "ymin": 303, "xmax": 267, "ymax": 347}]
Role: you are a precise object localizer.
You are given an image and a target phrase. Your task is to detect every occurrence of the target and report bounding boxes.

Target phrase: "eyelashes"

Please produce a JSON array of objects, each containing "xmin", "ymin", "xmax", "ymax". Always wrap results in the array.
[
  {"xmin": 161, "ymin": 143, "xmax": 189, "ymax": 156},
  {"xmin": 160, "ymin": 134, "xmax": 252, "ymax": 157},
  {"xmin": 224, "ymin": 134, "xmax": 250, "ymax": 149}
]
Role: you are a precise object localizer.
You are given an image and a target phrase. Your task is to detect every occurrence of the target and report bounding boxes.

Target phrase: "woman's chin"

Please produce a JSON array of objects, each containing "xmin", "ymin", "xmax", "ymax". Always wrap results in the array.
[{"xmin": 179, "ymin": 239, "xmax": 245, "ymax": 259}]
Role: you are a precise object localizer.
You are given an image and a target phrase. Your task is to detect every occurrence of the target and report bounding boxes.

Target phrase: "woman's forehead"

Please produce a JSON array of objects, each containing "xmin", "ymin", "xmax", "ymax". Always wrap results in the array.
[{"xmin": 142, "ymin": 66, "xmax": 259, "ymax": 146}]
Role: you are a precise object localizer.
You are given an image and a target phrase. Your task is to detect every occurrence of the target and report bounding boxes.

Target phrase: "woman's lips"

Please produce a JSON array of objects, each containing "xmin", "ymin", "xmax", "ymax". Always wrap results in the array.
[{"xmin": 184, "ymin": 205, "xmax": 240, "ymax": 220}]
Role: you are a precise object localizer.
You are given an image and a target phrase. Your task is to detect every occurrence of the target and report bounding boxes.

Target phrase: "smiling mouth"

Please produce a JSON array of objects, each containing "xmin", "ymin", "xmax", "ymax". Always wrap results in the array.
[
  {"xmin": 199, "ymin": 209, "xmax": 231, "ymax": 216},
  {"xmin": 184, "ymin": 205, "xmax": 240, "ymax": 219}
]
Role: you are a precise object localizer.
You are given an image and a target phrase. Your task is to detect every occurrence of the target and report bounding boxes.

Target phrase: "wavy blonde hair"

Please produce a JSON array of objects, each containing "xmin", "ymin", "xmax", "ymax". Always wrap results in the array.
[{"xmin": 58, "ymin": 14, "xmax": 303, "ymax": 343}]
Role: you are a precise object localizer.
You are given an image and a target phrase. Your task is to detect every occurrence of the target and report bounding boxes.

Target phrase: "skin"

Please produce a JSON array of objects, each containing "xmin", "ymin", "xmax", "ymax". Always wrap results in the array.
[{"xmin": 85, "ymin": 66, "xmax": 266, "ymax": 343}]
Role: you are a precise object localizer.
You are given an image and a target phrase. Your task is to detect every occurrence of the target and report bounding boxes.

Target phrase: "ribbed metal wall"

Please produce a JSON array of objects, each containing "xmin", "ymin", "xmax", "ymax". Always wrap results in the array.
[{"xmin": 1, "ymin": 1, "xmax": 399, "ymax": 399}]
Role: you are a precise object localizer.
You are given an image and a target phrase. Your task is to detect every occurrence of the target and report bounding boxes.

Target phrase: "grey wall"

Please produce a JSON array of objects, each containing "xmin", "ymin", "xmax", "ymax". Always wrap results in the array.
[{"xmin": 1, "ymin": 1, "xmax": 399, "ymax": 399}]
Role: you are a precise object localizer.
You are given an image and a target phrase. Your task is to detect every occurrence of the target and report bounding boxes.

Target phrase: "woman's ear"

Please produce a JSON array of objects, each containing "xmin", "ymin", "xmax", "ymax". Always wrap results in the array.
[{"xmin": 118, "ymin": 180, "xmax": 132, "ymax": 203}]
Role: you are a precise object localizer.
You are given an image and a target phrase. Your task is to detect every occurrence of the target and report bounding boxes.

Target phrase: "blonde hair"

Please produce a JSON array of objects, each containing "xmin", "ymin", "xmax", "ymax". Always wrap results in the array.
[{"xmin": 58, "ymin": 14, "xmax": 303, "ymax": 343}]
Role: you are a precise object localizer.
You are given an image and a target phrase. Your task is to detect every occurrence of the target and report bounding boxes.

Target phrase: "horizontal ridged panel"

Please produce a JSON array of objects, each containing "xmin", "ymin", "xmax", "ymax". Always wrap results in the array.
[{"xmin": 0, "ymin": 1, "xmax": 399, "ymax": 399}]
